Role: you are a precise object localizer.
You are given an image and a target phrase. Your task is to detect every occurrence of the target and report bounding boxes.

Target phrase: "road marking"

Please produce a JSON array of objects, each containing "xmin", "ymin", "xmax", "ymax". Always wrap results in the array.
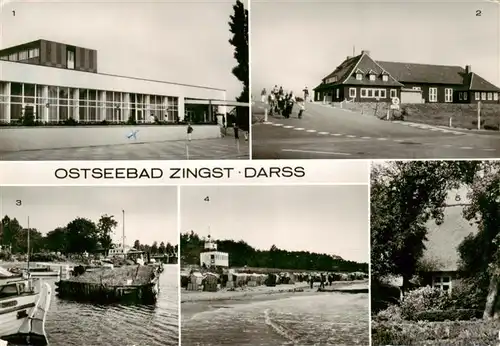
[
  {"xmin": 306, "ymin": 129, "xmax": 317, "ymax": 133},
  {"xmin": 331, "ymin": 133, "xmax": 343, "ymax": 136},
  {"xmin": 283, "ymin": 125, "xmax": 294, "ymax": 129},
  {"xmin": 361, "ymin": 136, "xmax": 371, "ymax": 140},
  {"xmin": 460, "ymin": 147, "xmax": 474, "ymax": 150},
  {"xmin": 347, "ymin": 135, "xmax": 356, "ymax": 138},
  {"xmin": 393, "ymin": 139, "xmax": 405, "ymax": 142},
  {"xmin": 282, "ymin": 149, "xmax": 351, "ymax": 156},
  {"xmin": 318, "ymin": 132, "xmax": 330, "ymax": 135},
  {"xmin": 294, "ymin": 127, "xmax": 305, "ymax": 131},
  {"xmin": 272, "ymin": 123, "xmax": 284, "ymax": 127},
  {"xmin": 377, "ymin": 138, "xmax": 388, "ymax": 141},
  {"xmin": 263, "ymin": 122, "xmax": 273, "ymax": 125},
  {"xmin": 483, "ymin": 148, "xmax": 496, "ymax": 151}
]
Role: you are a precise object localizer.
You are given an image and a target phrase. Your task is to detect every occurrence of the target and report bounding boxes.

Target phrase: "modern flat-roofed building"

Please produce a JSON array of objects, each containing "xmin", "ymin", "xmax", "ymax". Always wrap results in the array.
[{"xmin": 0, "ymin": 39, "xmax": 230, "ymax": 124}]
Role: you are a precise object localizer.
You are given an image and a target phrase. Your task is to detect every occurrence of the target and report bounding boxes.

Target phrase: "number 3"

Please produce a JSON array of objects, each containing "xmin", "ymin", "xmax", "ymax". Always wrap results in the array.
[
  {"xmin": 15, "ymin": 200, "xmax": 22, "ymax": 206},
  {"xmin": 476, "ymin": 10, "xmax": 482, "ymax": 16}
]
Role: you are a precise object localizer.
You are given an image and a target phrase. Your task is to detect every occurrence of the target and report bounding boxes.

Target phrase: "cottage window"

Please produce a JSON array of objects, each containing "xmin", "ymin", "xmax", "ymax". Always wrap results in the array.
[
  {"xmin": 336, "ymin": 89, "xmax": 339, "ymax": 99},
  {"xmin": 433, "ymin": 276, "xmax": 452, "ymax": 292},
  {"xmin": 349, "ymin": 88, "xmax": 356, "ymax": 98},
  {"xmin": 380, "ymin": 89, "xmax": 387, "ymax": 98},
  {"xmin": 494, "ymin": 93, "xmax": 499, "ymax": 101},
  {"xmin": 412, "ymin": 87, "xmax": 422, "ymax": 91},
  {"xmin": 429, "ymin": 88, "xmax": 438, "ymax": 102},
  {"xmin": 475, "ymin": 92, "xmax": 480, "ymax": 100},
  {"xmin": 382, "ymin": 75, "xmax": 388, "ymax": 82},
  {"xmin": 361, "ymin": 89, "xmax": 367, "ymax": 98},
  {"xmin": 445, "ymin": 88, "xmax": 453, "ymax": 103},
  {"xmin": 356, "ymin": 73, "xmax": 362, "ymax": 81},
  {"xmin": 464, "ymin": 92, "xmax": 468, "ymax": 101},
  {"xmin": 481, "ymin": 92, "xmax": 486, "ymax": 100},
  {"xmin": 487, "ymin": 92, "xmax": 493, "ymax": 101},
  {"xmin": 374, "ymin": 89, "xmax": 380, "ymax": 98},
  {"xmin": 367, "ymin": 89, "xmax": 373, "ymax": 97},
  {"xmin": 369, "ymin": 74, "xmax": 376, "ymax": 81},
  {"xmin": 459, "ymin": 92, "xmax": 463, "ymax": 101},
  {"xmin": 390, "ymin": 89, "xmax": 397, "ymax": 98}
]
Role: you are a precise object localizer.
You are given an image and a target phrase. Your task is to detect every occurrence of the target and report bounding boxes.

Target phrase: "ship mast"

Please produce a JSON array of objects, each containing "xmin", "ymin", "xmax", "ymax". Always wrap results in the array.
[{"xmin": 122, "ymin": 209, "xmax": 125, "ymax": 258}]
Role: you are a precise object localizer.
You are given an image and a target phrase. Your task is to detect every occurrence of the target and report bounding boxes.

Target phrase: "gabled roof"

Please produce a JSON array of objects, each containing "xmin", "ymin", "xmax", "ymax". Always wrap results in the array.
[
  {"xmin": 421, "ymin": 204, "xmax": 477, "ymax": 272},
  {"xmin": 469, "ymin": 72, "xmax": 500, "ymax": 92}
]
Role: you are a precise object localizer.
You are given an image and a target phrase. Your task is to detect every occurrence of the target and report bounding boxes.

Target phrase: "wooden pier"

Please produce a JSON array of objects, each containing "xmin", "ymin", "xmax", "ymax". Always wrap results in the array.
[{"xmin": 55, "ymin": 265, "xmax": 160, "ymax": 304}]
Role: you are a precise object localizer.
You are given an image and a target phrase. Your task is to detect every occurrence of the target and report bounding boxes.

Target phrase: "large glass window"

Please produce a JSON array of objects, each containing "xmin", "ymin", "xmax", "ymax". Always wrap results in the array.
[
  {"xmin": 88, "ymin": 90, "xmax": 97, "ymax": 121},
  {"xmin": 0, "ymin": 82, "xmax": 7, "ymax": 122},
  {"xmin": 59, "ymin": 88, "xmax": 69, "ymax": 121},
  {"xmin": 79, "ymin": 89, "xmax": 88, "ymax": 122},
  {"xmin": 24, "ymin": 84, "xmax": 36, "ymax": 105},
  {"xmin": 48, "ymin": 86, "xmax": 58, "ymax": 122},
  {"xmin": 10, "ymin": 83, "xmax": 22, "ymax": 121},
  {"xmin": 8, "ymin": 53, "xmax": 17, "ymax": 61},
  {"xmin": 105, "ymin": 91, "xmax": 113, "ymax": 121},
  {"xmin": 28, "ymin": 48, "xmax": 39, "ymax": 59},
  {"xmin": 18, "ymin": 50, "xmax": 28, "ymax": 60},
  {"xmin": 67, "ymin": 50, "xmax": 75, "ymax": 70},
  {"xmin": 36, "ymin": 85, "xmax": 45, "ymax": 122}
]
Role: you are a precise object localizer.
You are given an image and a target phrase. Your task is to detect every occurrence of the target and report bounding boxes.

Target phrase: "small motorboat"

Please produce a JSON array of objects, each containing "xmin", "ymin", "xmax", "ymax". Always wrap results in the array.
[{"xmin": 0, "ymin": 267, "xmax": 52, "ymax": 346}]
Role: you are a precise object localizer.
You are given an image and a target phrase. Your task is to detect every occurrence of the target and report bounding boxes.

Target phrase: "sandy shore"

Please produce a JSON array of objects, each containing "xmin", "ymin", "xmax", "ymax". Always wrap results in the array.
[{"xmin": 181, "ymin": 280, "xmax": 368, "ymax": 320}]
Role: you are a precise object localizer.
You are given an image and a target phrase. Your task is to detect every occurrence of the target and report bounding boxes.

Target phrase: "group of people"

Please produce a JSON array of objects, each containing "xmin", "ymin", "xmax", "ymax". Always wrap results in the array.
[{"xmin": 260, "ymin": 85, "xmax": 308, "ymax": 119}]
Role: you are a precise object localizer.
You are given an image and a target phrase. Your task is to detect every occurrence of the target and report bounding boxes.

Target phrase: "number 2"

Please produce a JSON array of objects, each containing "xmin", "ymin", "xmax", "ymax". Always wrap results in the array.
[
  {"xmin": 476, "ymin": 10, "xmax": 482, "ymax": 16},
  {"xmin": 15, "ymin": 200, "xmax": 22, "ymax": 206}
]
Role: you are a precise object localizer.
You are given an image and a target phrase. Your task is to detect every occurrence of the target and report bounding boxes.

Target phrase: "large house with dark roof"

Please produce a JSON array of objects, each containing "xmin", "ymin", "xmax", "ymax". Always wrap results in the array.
[{"xmin": 314, "ymin": 50, "xmax": 500, "ymax": 105}]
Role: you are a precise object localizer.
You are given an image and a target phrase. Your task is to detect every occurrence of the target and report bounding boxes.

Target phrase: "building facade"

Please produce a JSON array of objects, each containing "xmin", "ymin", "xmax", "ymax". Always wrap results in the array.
[
  {"xmin": 0, "ymin": 39, "xmax": 228, "ymax": 124},
  {"xmin": 199, "ymin": 236, "xmax": 229, "ymax": 268},
  {"xmin": 314, "ymin": 50, "xmax": 500, "ymax": 104}
]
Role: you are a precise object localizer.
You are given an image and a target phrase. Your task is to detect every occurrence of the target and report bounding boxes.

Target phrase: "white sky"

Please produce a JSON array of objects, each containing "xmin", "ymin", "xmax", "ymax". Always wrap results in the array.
[
  {"xmin": 180, "ymin": 185, "xmax": 369, "ymax": 263},
  {"xmin": 0, "ymin": 186, "xmax": 178, "ymax": 246},
  {"xmin": 0, "ymin": 0, "xmax": 247, "ymax": 100},
  {"xmin": 251, "ymin": 0, "xmax": 500, "ymax": 97}
]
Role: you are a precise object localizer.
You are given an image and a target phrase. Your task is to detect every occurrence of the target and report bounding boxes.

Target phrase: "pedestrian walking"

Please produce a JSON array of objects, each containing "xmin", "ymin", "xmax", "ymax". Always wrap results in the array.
[
  {"xmin": 186, "ymin": 122, "xmax": 193, "ymax": 141},
  {"xmin": 303, "ymin": 86, "xmax": 309, "ymax": 101},
  {"xmin": 298, "ymin": 99, "xmax": 305, "ymax": 119},
  {"xmin": 261, "ymin": 88, "xmax": 267, "ymax": 103},
  {"xmin": 233, "ymin": 122, "xmax": 239, "ymax": 140}
]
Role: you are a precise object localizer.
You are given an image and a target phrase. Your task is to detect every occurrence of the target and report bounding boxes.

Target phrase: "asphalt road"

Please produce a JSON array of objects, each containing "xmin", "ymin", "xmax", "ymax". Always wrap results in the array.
[
  {"xmin": 252, "ymin": 101, "xmax": 500, "ymax": 159},
  {"xmin": 0, "ymin": 137, "xmax": 249, "ymax": 160}
]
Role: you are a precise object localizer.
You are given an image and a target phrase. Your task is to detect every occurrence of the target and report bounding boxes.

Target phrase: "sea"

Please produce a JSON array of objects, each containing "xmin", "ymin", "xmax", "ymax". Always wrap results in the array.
[
  {"xmin": 34, "ymin": 264, "xmax": 179, "ymax": 346},
  {"xmin": 181, "ymin": 283, "xmax": 369, "ymax": 346}
]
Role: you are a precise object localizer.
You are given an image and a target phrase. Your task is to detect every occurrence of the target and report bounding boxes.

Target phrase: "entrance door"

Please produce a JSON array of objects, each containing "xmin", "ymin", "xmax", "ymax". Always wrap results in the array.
[
  {"xmin": 23, "ymin": 104, "xmax": 35, "ymax": 122},
  {"xmin": 114, "ymin": 108, "xmax": 121, "ymax": 123},
  {"xmin": 186, "ymin": 110, "xmax": 195, "ymax": 122},
  {"xmin": 136, "ymin": 109, "xmax": 143, "ymax": 123}
]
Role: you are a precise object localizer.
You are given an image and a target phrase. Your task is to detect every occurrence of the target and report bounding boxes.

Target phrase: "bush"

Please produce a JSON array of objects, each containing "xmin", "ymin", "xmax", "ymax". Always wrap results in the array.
[
  {"xmin": 61, "ymin": 118, "xmax": 79, "ymax": 126},
  {"xmin": 376, "ymin": 304, "xmax": 403, "ymax": 322},
  {"xmin": 447, "ymin": 282, "xmax": 485, "ymax": 310},
  {"xmin": 126, "ymin": 114, "xmax": 137, "ymax": 125},
  {"xmin": 401, "ymin": 286, "xmax": 450, "ymax": 320},
  {"xmin": 484, "ymin": 124, "xmax": 499, "ymax": 131},
  {"xmin": 412, "ymin": 309, "xmax": 482, "ymax": 322}
]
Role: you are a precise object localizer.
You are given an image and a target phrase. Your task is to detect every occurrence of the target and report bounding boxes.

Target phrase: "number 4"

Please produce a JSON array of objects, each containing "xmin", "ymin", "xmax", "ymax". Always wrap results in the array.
[
  {"xmin": 204, "ymin": 196, "xmax": 210, "ymax": 202},
  {"xmin": 476, "ymin": 10, "xmax": 482, "ymax": 16}
]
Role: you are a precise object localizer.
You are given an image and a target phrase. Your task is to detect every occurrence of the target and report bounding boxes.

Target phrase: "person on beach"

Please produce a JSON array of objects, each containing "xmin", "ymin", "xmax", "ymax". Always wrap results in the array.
[
  {"xmin": 320, "ymin": 273, "xmax": 325, "ymax": 289},
  {"xmin": 186, "ymin": 122, "xmax": 193, "ymax": 141},
  {"xmin": 303, "ymin": 86, "xmax": 309, "ymax": 101},
  {"xmin": 233, "ymin": 122, "xmax": 239, "ymax": 141},
  {"xmin": 309, "ymin": 274, "xmax": 314, "ymax": 289},
  {"xmin": 284, "ymin": 91, "xmax": 296, "ymax": 119},
  {"xmin": 261, "ymin": 88, "xmax": 267, "ymax": 103},
  {"xmin": 272, "ymin": 85, "xmax": 278, "ymax": 94}
]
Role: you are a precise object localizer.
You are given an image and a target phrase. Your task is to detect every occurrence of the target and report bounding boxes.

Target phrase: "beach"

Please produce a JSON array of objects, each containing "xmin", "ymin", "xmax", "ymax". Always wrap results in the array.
[{"xmin": 181, "ymin": 280, "xmax": 369, "ymax": 345}]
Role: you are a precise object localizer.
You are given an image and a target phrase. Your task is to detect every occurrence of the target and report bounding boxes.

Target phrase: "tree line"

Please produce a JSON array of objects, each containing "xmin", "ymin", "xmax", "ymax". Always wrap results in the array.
[
  {"xmin": 0, "ymin": 214, "xmax": 176, "ymax": 256},
  {"xmin": 371, "ymin": 161, "xmax": 500, "ymax": 319},
  {"xmin": 181, "ymin": 231, "xmax": 368, "ymax": 272}
]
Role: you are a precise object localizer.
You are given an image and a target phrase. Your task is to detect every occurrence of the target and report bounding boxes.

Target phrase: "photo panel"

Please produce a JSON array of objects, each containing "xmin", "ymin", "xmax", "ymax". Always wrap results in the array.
[
  {"xmin": 0, "ymin": 186, "xmax": 179, "ymax": 346},
  {"xmin": 371, "ymin": 160, "xmax": 500, "ymax": 345},
  {"xmin": 180, "ymin": 185, "xmax": 370, "ymax": 345},
  {"xmin": 251, "ymin": 0, "xmax": 500, "ymax": 160},
  {"xmin": 0, "ymin": 0, "xmax": 249, "ymax": 161}
]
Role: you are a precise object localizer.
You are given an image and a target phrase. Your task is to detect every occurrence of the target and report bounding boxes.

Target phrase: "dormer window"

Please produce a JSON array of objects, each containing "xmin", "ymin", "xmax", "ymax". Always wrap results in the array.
[
  {"xmin": 354, "ymin": 69, "xmax": 364, "ymax": 81},
  {"xmin": 368, "ymin": 69, "xmax": 376, "ymax": 81},
  {"xmin": 382, "ymin": 75, "xmax": 388, "ymax": 82}
]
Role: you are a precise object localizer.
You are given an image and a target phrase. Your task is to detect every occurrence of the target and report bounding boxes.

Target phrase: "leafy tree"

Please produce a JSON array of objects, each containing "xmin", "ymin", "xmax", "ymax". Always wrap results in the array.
[
  {"xmin": 159, "ymin": 241, "xmax": 166, "ymax": 254},
  {"xmin": 44, "ymin": 227, "xmax": 68, "ymax": 253},
  {"xmin": 370, "ymin": 161, "xmax": 481, "ymax": 291},
  {"xmin": 151, "ymin": 241, "xmax": 158, "ymax": 255},
  {"xmin": 65, "ymin": 217, "xmax": 99, "ymax": 253},
  {"xmin": 228, "ymin": 0, "xmax": 249, "ymax": 131},
  {"xmin": 97, "ymin": 214, "xmax": 117, "ymax": 254},
  {"xmin": 133, "ymin": 239, "xmax": 141, "ymax": 250},
  {"xmin": 180, "ymin": 231, "xmax": 367, "ymax": 272}
]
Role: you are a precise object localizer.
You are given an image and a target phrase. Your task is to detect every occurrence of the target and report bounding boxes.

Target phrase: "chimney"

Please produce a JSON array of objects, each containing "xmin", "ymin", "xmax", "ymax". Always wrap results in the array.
[
  {"xmin": 346, "ymin": 56, "xmax": 352, "ymax": 60},
  {"xmin": 465, "ymin": 65, "xmax": 472, "ymax": 74},
  {"xmin": 361, "ymin": 50, "xmax": 370, "ymax": 56}
]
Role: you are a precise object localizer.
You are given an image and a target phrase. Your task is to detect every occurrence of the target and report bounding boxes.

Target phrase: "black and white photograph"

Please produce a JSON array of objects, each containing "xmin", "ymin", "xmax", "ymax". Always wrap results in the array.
[
  {"xmin": 0, "ymin": 0, "xmax": 249, "ymax": 161},
  {"xmin": 371, "ymin": 160, "xmax": 500, "ymax": 345},
  {"xmin": 180, "ymin": 185, "xmax": 369, "ymax": 345},
  {"xmin": 251, "ymin": 0, "xmax": 500, "ymax": 159},
  {"xmin": 0, "ymin": 186, "xmax": 179, "ymax": 346}
]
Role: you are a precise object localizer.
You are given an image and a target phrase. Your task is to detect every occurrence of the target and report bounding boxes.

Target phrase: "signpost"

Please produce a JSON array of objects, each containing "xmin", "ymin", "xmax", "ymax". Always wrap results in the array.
[
  {"xmin": 477, "ymin": 101, "xmax": 481, "ymax": 130},
  {"xmin": 388, "ymin": 97, "xmax": 400, "ymax": 120}
]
